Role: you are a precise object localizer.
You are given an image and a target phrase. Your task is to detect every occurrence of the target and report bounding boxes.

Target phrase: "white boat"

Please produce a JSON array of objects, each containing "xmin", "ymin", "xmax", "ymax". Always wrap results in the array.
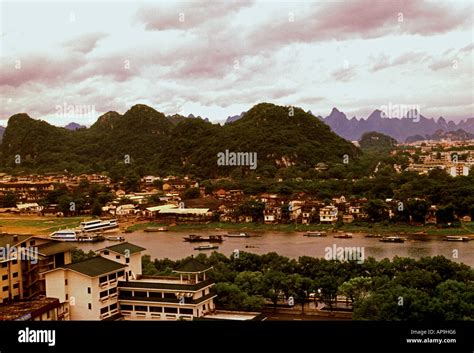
[
  {"xmin": 443, "ymin": 236, "xmax": 471, "ymax": 242},
  {"xmin": 49, "ymin": 229, "xmax": 104, "ymax": 242},
  {"xmin": 226, "ymin": 232, "xmax": 250, "ymax": 238},
  {"xmin": 194, "ymin": 244, "xmax": 219, "ymax": 250},
  {"xmin": 80, "ymin": 219, "xmax": 118, "ymax": 233},
  {"xmin": 49, "ymin": 229, "xmax": 80, "ymax": 241}
]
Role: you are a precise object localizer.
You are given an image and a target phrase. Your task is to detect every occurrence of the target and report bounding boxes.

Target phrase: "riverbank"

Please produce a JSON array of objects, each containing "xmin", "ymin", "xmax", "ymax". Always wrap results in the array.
[
  {"xmin": 126, "ymin": 220, "xmax": 474, "ymax": 236},
  {"xmin": 0, "ymin": 214, "xmax": 472, "ymax": 237}
]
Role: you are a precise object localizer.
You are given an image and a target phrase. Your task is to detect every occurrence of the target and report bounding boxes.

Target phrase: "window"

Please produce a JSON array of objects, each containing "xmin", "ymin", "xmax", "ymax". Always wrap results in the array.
[
  {"xmin": 180, "ymin": 308, "xmax": 193, "ymax": 315},
  {"xmin": 30, "ymin": 240, "xmax": 36, "ymax": 246},
  {"xmin": 115, "ymin": 255, "xmax": 120, "ymax": 260},
  {"xmin": 2, "ymin": 275, "xmax": 7, "ymax": 281},
  {"xmin": 109, "ymin": 303, "xmax": 117, "ymax": 311},
  {"xmin": 164, "ymin": 307, "xmax": 178, "ymax": 314},
  {"xmin": 99, "ymin": 276, "xmax": 107, "ymax": 284},
  {"xmin": 103, "ymin": 251, "xmax": 109, "ymax": 255},
  {"xmin": 149, "ymin": 292, "xmax": 162, "ymax": 298},
  {"xmin": 1, "ymin": 263, "xmax": 7, "ymax": 268},
  {"xmin": 126, "ymin": 258, "xmax": 130, "ymax": 264},
  {"xmin": 150, "ymin": 306, "xmax": 162, "ymax": 313},
  {"xmin": 135, "ymin": 291, "xmax": 147, "ymax": 297},
  {"xmin": 100, "ymin": 290, "xmax": 108, "ymax": 298},
  {"xmin": 13, "ymin": 283, "xmax": 19, "ymax": 289},
  {"xmin": 108, "ymin": 273, "xmax": 116, "ymax": 281},
  {"xmin": 13, "ymin": 272, "xmax": 18, "ymax": 278},
  {"xmin": 88, "ymin": 303, "xmax": 92, "ymax": 310},
  {"xmin": 87, "ymin": 287, "xmax": 91, "ymax": 294},
  {"xmin": 65, "ymin": 279, "xmax": 68, "ymax": 286},
  {"xmin": 117, "ymin": 270, "xmax": 124, "ymax": 277},
  {"xmin": 109, "ymin": 287, "xmax": 117, "ymax": 294},
  {"xmin": 2, "ymin": 286, "xmax": 8, "ymax": 292},
  {"xmin": 163, "ymin": 293, "xmax": 175, "ymax": 299},
  {"xmin": 12, "ymin": 260, "xmax": 17, "ymax": 265},
  {"xmin": 65, "ymin": 294, "xmax": 68, "ymax": 301},
  {"xmin": 100, "ymin": 307, "xmax": 108, "ymax": 314},
  {"xmin": 120, "ymin": 304, "xmax": 132, "ymax": 311},
  {"xmin": 134, "ymin": 306, "xmax": 147, "ymax": 312}
]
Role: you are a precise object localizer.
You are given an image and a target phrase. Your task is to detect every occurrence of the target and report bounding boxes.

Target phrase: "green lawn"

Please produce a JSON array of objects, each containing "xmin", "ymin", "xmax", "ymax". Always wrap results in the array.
[{"xmin": 0, "ymin": 217, "xmax": 92, "ymax": 233}]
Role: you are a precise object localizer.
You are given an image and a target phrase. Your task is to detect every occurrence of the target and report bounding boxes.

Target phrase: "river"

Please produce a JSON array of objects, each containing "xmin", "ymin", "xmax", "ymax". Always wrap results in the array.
[{"xmin": 76, "ymin": 230, "xmax": 474, "ymax": 267}]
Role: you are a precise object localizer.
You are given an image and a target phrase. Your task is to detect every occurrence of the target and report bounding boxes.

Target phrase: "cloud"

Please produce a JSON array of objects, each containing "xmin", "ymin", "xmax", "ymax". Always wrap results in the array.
[
  {"xmin": 63, "ymin": 32, "xmax": 108, "ymax": 54},
  {"xmin": 370, "ymin": 52, "xmax": 427, "ymax": 72},
  {"xmin": 135, "ymin": 0, "xmax": 254, "ymax": 31},
  {"xmin": 331, "ymin": 67, "xmax": 357, "ymax": 82}
]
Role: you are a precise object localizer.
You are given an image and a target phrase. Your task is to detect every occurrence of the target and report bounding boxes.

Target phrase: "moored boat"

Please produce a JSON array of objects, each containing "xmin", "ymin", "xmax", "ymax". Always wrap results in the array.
[
  {"xmin": 333, "ymin": 233, "xmax": 353, "ymax": 239},
  {"xmin": 80, "ymin": 219, "xmax": 118, "ymax": 233},
  {"xmin": 183, "ymin": 234, "xmax": 224, "ymax": 243},
  {"xmin": 379, "ymin": 236, "xmax": 406, "ymax": 243},
  {"xmin": 443, "ymin": 236, "xmax": 471, "ymax": 242},
  {"xmin": 304, "ymin": 231, "xmax": 327, "ymax": 237},
  {"xmin": 226, "ymin": 232, "xmax": 250, "ymax": 238},
  {"xmin": 194, "ymin": 245, "xmax": 219, "ymax": 250}
]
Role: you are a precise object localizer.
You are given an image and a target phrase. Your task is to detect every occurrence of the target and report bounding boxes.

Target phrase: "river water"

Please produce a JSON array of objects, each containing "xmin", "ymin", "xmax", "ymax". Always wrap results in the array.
[{"xmin": 77, "ymin": 230, "xmax": 474, "ymax": 267}]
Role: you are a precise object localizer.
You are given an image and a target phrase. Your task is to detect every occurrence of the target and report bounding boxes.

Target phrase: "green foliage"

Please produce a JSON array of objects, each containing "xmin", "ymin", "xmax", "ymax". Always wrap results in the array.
[
  {"xmin": 0, "ymin": 103, "xmax": 360, "ymax": 178},
  {"xmin": 140, "ymin": 252, "xmax": 473, "ymax": 320}
]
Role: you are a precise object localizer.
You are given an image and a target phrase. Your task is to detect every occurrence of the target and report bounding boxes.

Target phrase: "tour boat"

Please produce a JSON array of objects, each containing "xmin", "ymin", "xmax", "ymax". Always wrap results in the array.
[
  {"xmin": 183, "ymin": 234, "xmax": 224, "ymax": 243},
  {"xmin": 226, "ymin": 232, "xmax": 250, "ymax": 238},
  {"xmin": 333, "ymin": 233, "xmax": 353, "ymax": 239},
  {"xmin": 443, "ymin": 236, "xmax": 471, "ymax": 242},
  {"xmin": 49, "ymin": 229, "xmax": 80, "ymax": 241},
  {"xmin": 379, "ymin": 236, "xmax": 406, "ymax": 243},
  {"xmin": 304, "ymin": 231, "xmax": 327, "ymax": 237},
  {"xmin": 80, "ymin": 219, "xmax": 118, "ymax": 233},
  {"xmin": 194, "ymin": 245, "xmax": 219, "ymax": 250},
  {"xmin": 49, "ymin": 229, "xmax": 104, "ymax": 242}
]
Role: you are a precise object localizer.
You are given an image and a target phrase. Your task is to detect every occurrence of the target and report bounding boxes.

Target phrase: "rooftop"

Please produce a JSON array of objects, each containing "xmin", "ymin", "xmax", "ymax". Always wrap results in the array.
[
  {"xmin": 101, "ymin": 242, "xmax": 146, "ymax": 256},
  {"xmin": 62, "ymin": 256, "xmax": 127, "ymax": 277},
  {"xmin": 174, "ymin": 258, "xmax": 212, "ymax": 273},
  {"xmin": 0, "ymin": 234, "xmax": 33, "ymax": 248},
  {"xmin": 37, "ymin": 241, "xmax": 76, "ymax": 256},
  {"xmin": 0, "ymin": 298, "xmax": 60, "ymax": 321}
]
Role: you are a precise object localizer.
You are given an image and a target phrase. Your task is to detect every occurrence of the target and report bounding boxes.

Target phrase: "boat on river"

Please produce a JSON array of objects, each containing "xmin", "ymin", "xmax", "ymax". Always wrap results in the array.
[
  {"xmin": 194, "ymin": 245, "xmax": 219, "ymax": 250},
  {"xmin": 183, "ymin": 234, "xmax": 224, "ymax": 243},
  {"xmin": 443, "ymin": 236, "xmax": 471, "ymax": 242},
  {"xmin": 379, "ymin": 236, "xmax": 406, "ymax": 243},
  {"xmin": 226, "ymin": 232, "xmax": 250, "ymax": 238},
  {"xmin": 333, "ymin": 233, "xmax": 353, "ymax": 239},
  {"xmin": 144, "ymin": 226, "xmax": 168, "ymax": 232},
  {"xmin": 304, "ymin": 231, "xmax": 327, "ymax": 237}
]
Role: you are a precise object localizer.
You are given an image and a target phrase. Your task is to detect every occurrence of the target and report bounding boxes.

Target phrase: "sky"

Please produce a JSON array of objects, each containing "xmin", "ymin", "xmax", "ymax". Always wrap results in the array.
[{"xmin": 0, "ymin": 0, "xmax": 473, "ymax": 126}]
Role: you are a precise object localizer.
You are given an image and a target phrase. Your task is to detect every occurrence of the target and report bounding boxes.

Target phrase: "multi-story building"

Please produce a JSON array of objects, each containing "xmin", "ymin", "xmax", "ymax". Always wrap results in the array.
[
  {"xmin": 0, "ymin": 234, "xmax": 74, "ymax": 303},
  {"xmin": 44, "ymin": 242, "xmax": 217, "ymax": 321},
  {"xmin": 320, "ymin": 205, "xmax": 338, "ymax": 223},
  {"xmin": 44, "ymin": 256, "xmax": 128, "ymax": 320},
  {"xmin": 118, "ymin": 257, "xmax": 216, "ymax": 321}
]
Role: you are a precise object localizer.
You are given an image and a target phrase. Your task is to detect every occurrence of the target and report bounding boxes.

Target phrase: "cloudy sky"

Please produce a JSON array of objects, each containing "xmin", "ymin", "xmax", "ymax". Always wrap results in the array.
[{"xmin": 1, "ymin": 0, "xmax": 473, "ymax": 126}]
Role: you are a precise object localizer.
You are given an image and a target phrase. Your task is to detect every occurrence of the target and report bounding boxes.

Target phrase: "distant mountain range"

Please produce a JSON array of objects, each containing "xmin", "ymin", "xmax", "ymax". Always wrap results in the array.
[
  {"xmin": 321, "ymin": 108, "xmax": 474, "ymax": 142},
  {"xmin": 225, "ymin": 107, "xmax": 474, "ymax": 143}
]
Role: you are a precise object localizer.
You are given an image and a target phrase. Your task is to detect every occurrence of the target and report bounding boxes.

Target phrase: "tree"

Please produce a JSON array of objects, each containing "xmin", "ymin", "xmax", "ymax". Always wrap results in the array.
[
  {"xmin": 91, "ymin": 201, "xmax": 103, "ymax": 216},
  {"xmin": 364, "ymin": 199, "xmax": 390, "ymax": 222},
  {"xmin": 1, "ymin": 192, "xmax": 17, "ymax": 207},
  {"xmin": 338, "ymin": 276, "xmax": 372, "ymax": 304},
  {"xmin": 182, "ymin": 187, "xmax": 200, "ymax": 199}
]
